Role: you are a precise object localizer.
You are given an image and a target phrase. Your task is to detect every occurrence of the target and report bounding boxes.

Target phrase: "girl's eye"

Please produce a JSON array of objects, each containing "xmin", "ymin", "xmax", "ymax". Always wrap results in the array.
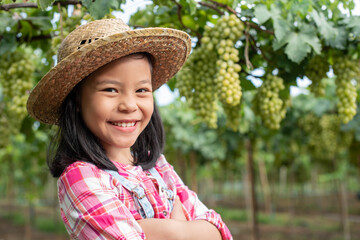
[
  {"xmin": 136, "ymin": 88, "xmax": 150, "ymax": 93},
  {"xmin": 103, "ymin": 88, "xmax": 117, "ymax": 93}
]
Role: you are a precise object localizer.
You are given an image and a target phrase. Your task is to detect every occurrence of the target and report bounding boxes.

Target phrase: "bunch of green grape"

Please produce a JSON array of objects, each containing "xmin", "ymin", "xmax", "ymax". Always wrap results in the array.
[
  {"xmin": 176, "ymin": 14, "xmax": 244, "ymax": 129},
  {"xmin": 305, "ymin": 55, "xmax": 329, "ymax": 96},
  {"xmin": 253, "ymin": 74, "xmax": 286, "ymax": 130},
  {"xmin": 332, "ymin": 56, "xmax": 359, "ymax": 124},
  {"xmin": 176, "ymin": 47, "xmax": 219, "ymax": 128},
  {"xmin": 301, "ymin": 114, "xmax": 352, "ymax": 161},
  {"xmin": 0, "ymin": 46, "xmax": 35, "ymax": 147}
]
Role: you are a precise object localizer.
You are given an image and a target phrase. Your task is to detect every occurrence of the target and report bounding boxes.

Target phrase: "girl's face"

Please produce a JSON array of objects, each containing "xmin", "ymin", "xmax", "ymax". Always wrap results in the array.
[{"xmin": 79, "ymin": 55, "xmax": 154, "ymax": 156}]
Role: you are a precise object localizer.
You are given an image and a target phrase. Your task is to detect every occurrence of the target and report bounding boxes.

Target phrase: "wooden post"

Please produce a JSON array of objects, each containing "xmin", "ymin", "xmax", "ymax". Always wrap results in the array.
[
  {"xmin": 246, "ymin": 138, "xmax": 259, "ymax": 240},
  {"xmin": 258, "ymin": 159, "xmax": 271, "ymax": 214},
  {"xmin": 339, "ymin": 178, "xmax": 351, "ymax": 240}
]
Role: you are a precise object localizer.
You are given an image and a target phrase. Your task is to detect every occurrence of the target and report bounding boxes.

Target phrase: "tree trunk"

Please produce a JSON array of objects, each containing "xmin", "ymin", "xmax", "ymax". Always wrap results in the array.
[
  {"xmin": 258, "ymin": 159, "xmax": 271, "ymax": 214},
  {"xmin": 245, "ymin": 139, "xmax": 259, "ymax": 240},
  {"xmin": 24, "ymin": 201, "xmax": 35, "ymax": 240},
  {"xmin": 6, "ymin": 154, "xmax": 15, "ymax": 208}
]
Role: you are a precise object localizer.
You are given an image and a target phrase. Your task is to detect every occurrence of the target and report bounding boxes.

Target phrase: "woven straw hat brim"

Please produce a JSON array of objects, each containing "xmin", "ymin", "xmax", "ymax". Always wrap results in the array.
[{"xmin": 27, "ymin": 28, "xmax": 191, "ymax": 125}]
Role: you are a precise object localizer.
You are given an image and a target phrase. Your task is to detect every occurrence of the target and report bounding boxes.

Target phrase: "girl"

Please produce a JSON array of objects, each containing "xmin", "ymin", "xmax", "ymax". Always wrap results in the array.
[{"xmin": 27, "ymin": 18, "xmax": 232, "ymax": 240}]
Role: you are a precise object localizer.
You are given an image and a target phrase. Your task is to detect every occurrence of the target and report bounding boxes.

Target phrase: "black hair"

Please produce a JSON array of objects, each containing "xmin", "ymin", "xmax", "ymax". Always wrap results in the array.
[{"xmin": 47, "ymin": 53, "xmax": 165, "ymax": 177}]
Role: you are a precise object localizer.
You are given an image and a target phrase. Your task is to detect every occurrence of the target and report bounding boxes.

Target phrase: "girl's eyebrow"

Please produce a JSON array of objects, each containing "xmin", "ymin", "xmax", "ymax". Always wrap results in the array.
[
  {"xmin": 138, "ymin": 79, "xmax": 151, "ymax": 85},
  {"xmin": 95, "ymin": 79, "xmax": 151, "ymax": 86},
  {"xmin": 96, "ymin": 79, "xmax": 122, "ymax": 86}
]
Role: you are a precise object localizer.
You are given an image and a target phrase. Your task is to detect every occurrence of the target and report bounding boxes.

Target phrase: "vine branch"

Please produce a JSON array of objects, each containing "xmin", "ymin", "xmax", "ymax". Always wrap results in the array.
[
  {"xmin": 248, "ymin": 32, "xmax": 271, "ymax": 64},
  {"xmin": 198, "ymin": 2, "xmax": 224, "ymax": 15},
  {"xmin": 244, "ymin": 24, "xmax": 253, "ymax": 70},
  {"xmin": 208, "ymin": 0, "xmax": 237, "ymax": 15},
  {"xmin": 0, "ymin": 1, "xmax": 82, "ymax": 11}
]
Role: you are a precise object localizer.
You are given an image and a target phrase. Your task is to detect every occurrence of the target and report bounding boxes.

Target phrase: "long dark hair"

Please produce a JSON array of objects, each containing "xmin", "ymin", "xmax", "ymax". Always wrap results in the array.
[{"xmin": 47, "ymin": 54, "xmax": 165, "ymax": 177}]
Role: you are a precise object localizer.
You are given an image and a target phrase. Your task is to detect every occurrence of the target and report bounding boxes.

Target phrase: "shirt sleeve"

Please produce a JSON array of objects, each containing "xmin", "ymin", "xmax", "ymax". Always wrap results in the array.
[
  {"xmin": 155, "ymin": 155, "xmax": 233, "ymax": 240},
  {"xmin": 58, "ymin": 162, "xmax": 145, "ymax": 240}
]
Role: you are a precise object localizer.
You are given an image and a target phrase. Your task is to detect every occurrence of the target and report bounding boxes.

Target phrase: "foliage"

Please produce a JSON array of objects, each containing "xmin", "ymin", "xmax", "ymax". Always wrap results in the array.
[{"xmin": 0, "ymin": 0, "xmax": 359, "ymax": 214}]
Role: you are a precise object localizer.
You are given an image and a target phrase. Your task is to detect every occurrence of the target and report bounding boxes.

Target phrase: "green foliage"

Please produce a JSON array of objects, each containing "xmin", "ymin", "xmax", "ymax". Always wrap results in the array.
[
  {"xmin": 82, "ymin": 0, "xmax": 123, "ymax": 19},
  {"xmin": 0, "ymin": 0, "xmax": 360, "ymax": 214},
  {"xmin": 37, "ymin": 0, "xmax": 55, "ymax": 10}
]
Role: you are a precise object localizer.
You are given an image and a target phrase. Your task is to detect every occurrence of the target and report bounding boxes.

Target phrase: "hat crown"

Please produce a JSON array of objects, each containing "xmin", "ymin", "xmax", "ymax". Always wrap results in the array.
[{"xmin": 58, "ymin": 18, "xmax": 131, "ymax": 62}]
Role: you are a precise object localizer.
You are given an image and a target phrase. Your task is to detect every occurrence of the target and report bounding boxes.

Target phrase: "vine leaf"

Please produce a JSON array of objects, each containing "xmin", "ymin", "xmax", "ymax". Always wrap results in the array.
[
  {"xmin": 268, "ymin": 5, "xmax": 291, "ymax": 40},
  {"xmin": 253, "ymin": 4, "xmax": 271, "ymax": 24},
  {"xmin": 310, "ymin": 10, "xmax": 337, "ymax": 43},
  {"xmin": 0, "ymin": 14, "xmax": 16, "ymax": 32},
  {"xmin": 0, "ymin": 34, "xmax": 17, "ymax": 55},
  {"xmin": 342, "ymin": 16, "xmax": 360, "ymax": 38},
  {"xmin": 273, "ymin": 24, "xmax": 321, "ymax": 64},
  {"xmin": 37, "ymin": 0, "xmax": 55, "ymax": 10},
  {"xmin": 82, "ymin": 0, "xmax": 120, "ymax": 19},
  {"xmin": 186, "ymin": 0, "xmax": 197, "ymax": 15}
]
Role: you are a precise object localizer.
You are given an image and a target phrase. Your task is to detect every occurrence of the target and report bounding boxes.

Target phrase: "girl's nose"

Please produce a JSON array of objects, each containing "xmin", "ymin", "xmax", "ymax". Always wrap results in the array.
[{"xmin": 117, "ymin": 95, "xmax": 138, "ymax": 113}]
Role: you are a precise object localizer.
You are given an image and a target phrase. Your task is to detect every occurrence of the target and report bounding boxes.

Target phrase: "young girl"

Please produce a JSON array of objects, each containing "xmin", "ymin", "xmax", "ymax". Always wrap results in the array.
[{"xmin": 27, "ymin": 18, "xmax": 232, "ymax": 240}]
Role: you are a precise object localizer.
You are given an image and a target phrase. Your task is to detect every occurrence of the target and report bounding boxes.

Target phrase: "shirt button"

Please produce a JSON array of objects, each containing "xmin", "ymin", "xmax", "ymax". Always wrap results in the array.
[{"xmin": 163, "ymin": 210, "xmax": 168, "ymax": 216}]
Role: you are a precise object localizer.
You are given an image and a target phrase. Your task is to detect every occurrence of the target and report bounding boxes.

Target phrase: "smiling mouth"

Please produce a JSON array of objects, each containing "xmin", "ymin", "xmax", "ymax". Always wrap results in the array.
[{"xmin": 110, "ymin": 122, "xmax": 136, "ymax": 127}]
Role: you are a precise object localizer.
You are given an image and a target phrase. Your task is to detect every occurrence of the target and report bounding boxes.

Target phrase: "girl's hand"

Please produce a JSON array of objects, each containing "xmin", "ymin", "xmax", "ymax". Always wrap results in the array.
[{"xmin": 170, "ymin": 196, "xmax": 187, "ymax": 221}]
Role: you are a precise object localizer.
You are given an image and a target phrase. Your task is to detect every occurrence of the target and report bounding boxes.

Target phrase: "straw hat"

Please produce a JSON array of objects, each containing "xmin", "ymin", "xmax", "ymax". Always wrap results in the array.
[{"xmin": 27, "ymin": 18, "xmax": 191, "ymax": 125}]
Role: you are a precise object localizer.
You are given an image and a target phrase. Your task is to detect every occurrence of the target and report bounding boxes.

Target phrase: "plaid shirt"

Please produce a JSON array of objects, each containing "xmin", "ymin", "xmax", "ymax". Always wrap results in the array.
[{"xmin": 58, "ymin": 155, "xmax": 233, "ymax": 240}]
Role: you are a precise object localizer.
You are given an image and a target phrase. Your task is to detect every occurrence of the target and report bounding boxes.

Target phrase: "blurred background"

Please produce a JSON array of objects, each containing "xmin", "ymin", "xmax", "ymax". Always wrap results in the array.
[{"xmin": 0, "ymin": 0, "xmax": 360, "ymax": 240}]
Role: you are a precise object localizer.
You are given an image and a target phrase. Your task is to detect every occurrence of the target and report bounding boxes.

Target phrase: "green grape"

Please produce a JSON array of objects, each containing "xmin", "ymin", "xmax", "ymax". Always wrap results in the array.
[
  {"xmin": 253, "ymin": 74, "xmax": 286, "ymax": 130},
  {"xmin": 305, "ymin": 55, "xmax": 329, "ymax": 96},
  {"xmin": 223, "ymin": 103, "xmax": 241, "ymax": 131},
  {"xmin": 177, "ymin": 48, "xmax": 219, "ymax": 128},
  {"xmin": 332, "ymin": 56, "xmax": 359, "ymax": 124},
  {"xmin": 176, "ymin": 14, "xmax": 244, "ymax": 129},
  {"xmin": 301, "ymin": 113, "xmax": 352, "ymax": 161},
  {"xmin": 0, "ymin": 46, "xmax": 36, "ymax": 147}
]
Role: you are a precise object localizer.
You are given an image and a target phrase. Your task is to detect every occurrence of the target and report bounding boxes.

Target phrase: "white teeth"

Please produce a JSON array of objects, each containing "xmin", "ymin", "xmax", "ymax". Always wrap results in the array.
[{"xmin": 112, "ymin": 122, "xmax": 135, "ymax": 127}]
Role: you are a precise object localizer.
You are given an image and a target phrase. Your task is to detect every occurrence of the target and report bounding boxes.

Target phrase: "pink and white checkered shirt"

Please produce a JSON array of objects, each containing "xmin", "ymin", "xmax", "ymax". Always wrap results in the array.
[{"xmin": 58, "ymin": 155, "xmax": 233, "ymax": 239}]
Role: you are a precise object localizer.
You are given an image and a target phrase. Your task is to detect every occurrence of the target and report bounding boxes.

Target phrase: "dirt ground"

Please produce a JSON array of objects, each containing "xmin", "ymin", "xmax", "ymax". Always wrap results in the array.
[
  {"xmin": 1, "ymin": 193, "xmax": 360, "ymax": 240},
  {"xmin": 0, "ymin": 218, "xmax": 67, "ymax": 240},
  {"xmin": 1, "ymin": 216, "xmax": 360, "ymax": 240}
]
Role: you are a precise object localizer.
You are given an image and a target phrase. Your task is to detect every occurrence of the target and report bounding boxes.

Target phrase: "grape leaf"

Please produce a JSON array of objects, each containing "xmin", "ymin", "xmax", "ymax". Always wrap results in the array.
[
  {"xmin": 0, "ymin": 34, "xmax": 17, "ymax": 55},
  {"xmin": 82, "ymin": 0, "xmax": 120, "ymax": 19},
  {"xmin": 37, "ymin": 0, "xmax": 55, "ymax": 10},
  {"xmin": 326, "ymin": 27, "xmax": 346, "ymax": 50},
  {"xmin": 0, "ymin": 14, "xmax": 16, "ymax": 32},
  {"xmin": 273, "ymin": 17, "xmax": 291, "ymax": 41},
  {"xmin": 343, "ymin": 16, "xmax": 360, "ymax": 37},
  {"xmin": 309, "ymin": 10, "xmax": 337, "ymax": 43},
  {"xmin": 26, "ymin": 17, "xmax": 52, "ymax": 31},
  {"xmin": 187, "ymin": 0, "xmax": 197, "ymax": 15},
  {"xmin": 268, "ymin": 5, "xmax": 291, "ymax": 41},
  {"xmin": 273, "ymin": 24, "xmax": 321, "ymax": 63},
  {"xmin": 253, "ymin": 4, "xmax": 271, "ymax": 24}
]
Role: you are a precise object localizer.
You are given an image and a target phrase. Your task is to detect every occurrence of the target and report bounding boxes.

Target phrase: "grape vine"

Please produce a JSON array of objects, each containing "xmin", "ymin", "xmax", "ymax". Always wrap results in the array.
[
  {"xmin": 252, "ymin": 74, "xmax": 287, "ymax": 130},
  {"xmin": 332, "ymin": 56, "xmax": 359, "ymax": 124},
  {"xmin": 300, "ymin": 113, "xmax": 353, "ymax": 161},
  {"xmin": 305, "ymin": 55, "xmax": 329, "ymax": 97},
  {"xmin": 0, "ymin": 46, "xmax": 36, "ymax": 147},
  {"xmin": 176, "ymin": 14, "xmax": 244, "ymax": 129}
]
